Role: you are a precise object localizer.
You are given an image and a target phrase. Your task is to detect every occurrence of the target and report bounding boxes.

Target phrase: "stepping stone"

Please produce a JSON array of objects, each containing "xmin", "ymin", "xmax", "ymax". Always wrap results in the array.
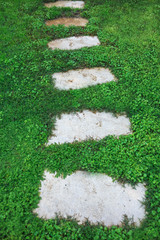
[
  {"xmin": 44, "ymin": 1, "xmax": 84, "ymax": 9},
  {"xmin": 47, "ymin": 110, "xmax": 132, "ymax": 145},
  {"xmin": 48, "ymin": 36, "xmax": 100, "ymax": 50},
  {"xmin": 46, "ymin": 18, "xmax": 88, "ymax": 27},
  {"xmin": 34, "ymin": 170, "xmax": 146, "ymax": 226},
  {"xmin": 52, "ymin": 68, "xmax": 116, "ymax": 90}
]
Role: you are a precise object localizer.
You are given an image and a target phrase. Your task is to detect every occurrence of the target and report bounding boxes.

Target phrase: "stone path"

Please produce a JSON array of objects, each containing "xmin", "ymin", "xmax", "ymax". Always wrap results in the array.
[
  {"xmin": 46, "ymin": 110, "xmax": 132, "ymax": 145},
  {"xmin": 34, "ymin": 171, "xmax": 146, "ymax": 227},
  {"xmin": 52, "ymin": 67, "xmax": 116, "ymax": 90},
  {"xmin": 46, "ymin": 18, "xmax": 88, "ymax": 27},
  {"xmin": 34, "ymin": 0, "xmax": 146, "ymax": 227},
  {"xmin": 45, "ymin": 1, "xmax": 84, "ymax": 9},
  {"xmin": 48, "ymin": 36, "xmax": 100, "ymax": 50}
]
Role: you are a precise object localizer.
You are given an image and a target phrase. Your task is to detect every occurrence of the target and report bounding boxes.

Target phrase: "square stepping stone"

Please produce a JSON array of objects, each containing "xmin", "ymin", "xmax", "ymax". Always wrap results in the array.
[
  {"xmin": 44, "ymin": 1, "xmax": 84, "ymax": 9},
  {"xmin": 34, "ymin": 170, "xmax": 146, "ymax": 226},
  {"xmin": 46, "ymin": 18, "xmax": 88, "ymax": 27},
  {"xmin": 52, "ymin": 68, "xmax": 116, "ymax": 90},
  {"xmin": 46, "ymin": 110, "xmax": 132, "ymax": 145},
  {"xmin": 48, "ymin": 36, "xmax": 100, "ymax": 50}
]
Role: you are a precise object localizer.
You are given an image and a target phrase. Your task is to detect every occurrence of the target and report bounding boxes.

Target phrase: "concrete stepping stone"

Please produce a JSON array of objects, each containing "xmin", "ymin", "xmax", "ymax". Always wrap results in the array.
[
  {"xmin": 52, "ymin": 68, "xmax": 116, "ymax": 90},
  {"xmin": 48, "ymin": 36, "xmax": 100, "ymax": 50},
  {"xmin": 47, "ymin": 110, "xmax": 132, "ymax": 145},
  {"xmin": 44, "ymin": 1, "xmax": 84, "ymax": 9},
  {"xmin": 46, "ymin": 18, "xmax": 88, "ymax": 27},
  {"xmin": 34, "ymin": 170, "xmax": 146, "ymax": 226}
]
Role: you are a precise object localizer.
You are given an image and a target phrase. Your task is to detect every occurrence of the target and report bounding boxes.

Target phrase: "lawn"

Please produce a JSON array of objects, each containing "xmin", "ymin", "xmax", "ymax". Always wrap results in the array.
[{"xmin": 0, "ymin": 0, "xmax": 160, "ymax": 239}]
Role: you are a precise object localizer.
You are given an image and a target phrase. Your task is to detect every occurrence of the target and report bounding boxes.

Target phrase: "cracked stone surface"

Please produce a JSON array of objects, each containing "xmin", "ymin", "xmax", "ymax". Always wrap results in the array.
[
  {"xmin": 44, "ymin": 1, "xmax": 84, "ymax": 9},
  {"xmin": 46, "ymin": 18, "xmax": 88, "ymax": 27},
  {"xmin": 52, "ymin": 68, "xmax": 116, "ymax": 90},
  {"xmin": 46, "ymin": 110, "xmax": 132, "ymax": 145},
  {"xmin": 48, "ymin": 36, "xmax": 100, "ymax": 50},
  {"xmin": 34, "ymin": 170, "xmax": 146, "ymax": 226}
]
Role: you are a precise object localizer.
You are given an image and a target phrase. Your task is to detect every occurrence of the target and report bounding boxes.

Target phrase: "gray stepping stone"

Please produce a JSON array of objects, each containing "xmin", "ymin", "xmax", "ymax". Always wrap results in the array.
[
  {"xmin": 48, "ymin": 36, "xmax": 100, "ymax": 50},
  {"xmin": 34, "ymin": 170, "xmax": 146, "ymax": 226},
  {"xmin": 46, "ymin": 110, "xmax": 132, "ymax": 145},
  {"xmin": 52, "ymin": 68, "xmax": 117, "ymax": 90},
  {"xmin": 46, "ymin": 18, "xmax": 88, "ymax": 27},
  {"xmin": 44, "ymin": 1, "xmax": 84, "ymax": 9}
]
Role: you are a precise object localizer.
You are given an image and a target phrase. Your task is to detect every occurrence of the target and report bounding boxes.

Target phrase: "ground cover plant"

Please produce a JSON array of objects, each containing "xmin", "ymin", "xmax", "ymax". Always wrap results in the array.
[{"xmin": 0, "ymin": 0, "xmax": 160, "ymax": 239}]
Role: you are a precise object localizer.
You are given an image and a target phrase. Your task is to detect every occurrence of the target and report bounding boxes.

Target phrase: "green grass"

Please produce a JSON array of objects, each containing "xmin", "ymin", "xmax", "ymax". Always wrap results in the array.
[{"xmin": 0, "ymin": 0, "xmax": 160, "ymax": 239}]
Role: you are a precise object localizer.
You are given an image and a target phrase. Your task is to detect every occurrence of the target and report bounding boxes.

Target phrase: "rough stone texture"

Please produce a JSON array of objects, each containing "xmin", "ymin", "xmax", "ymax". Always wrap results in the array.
[
  {"xmin": 34, "ymin": 171, "xmax": 146, "ymax": 226},
  {"xmin": 47, "ymin": 110, "xmax": 132, "ymax": 145},
  {"xmin": 52, "ymin": 68, "xmax": 116, "ymax": 90},
  {"xmin": 46, "ymin": 18, "xmax": 88, "ymax": 27},
  {"xmin": 48, "ymin": 36, "xmax": 100, "ymax": 50},
  {"xmin": 44, "ymin": 1, "xmax": 84, "ymax": 9}
]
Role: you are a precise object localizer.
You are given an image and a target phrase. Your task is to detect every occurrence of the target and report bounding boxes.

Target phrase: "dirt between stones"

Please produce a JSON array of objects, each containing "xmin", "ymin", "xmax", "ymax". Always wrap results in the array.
[{"xmin": 46, "ymin": 18, "xmax": 88, "ymax": 27}]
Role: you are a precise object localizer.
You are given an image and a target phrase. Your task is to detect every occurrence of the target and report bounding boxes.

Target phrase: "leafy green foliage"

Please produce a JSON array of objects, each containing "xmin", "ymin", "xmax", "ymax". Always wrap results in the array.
[{"xmin": 0, "ymin": 0, "xmax": 160, "ymax": 239}]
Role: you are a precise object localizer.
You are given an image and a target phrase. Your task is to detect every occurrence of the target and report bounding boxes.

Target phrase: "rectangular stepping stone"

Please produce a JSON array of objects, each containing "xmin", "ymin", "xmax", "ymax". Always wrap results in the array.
[
  {"xmin": 34, "ymin": 170, "xmax": 146, "ymax": 226},
  {"xmin": 44, "ymin": 1, "xmax": 84, "ymax": 9},
  {"xmin": 46, "ymin": 18, "xmax": 88, "ymax": 27},
  {"xmin": 47, "ymin": 110, "xmax": 132, "ymax": 145},
  {"xmin": 48, "ymin": 36, "xmax": 100, "ymax": 50},
  {"xmin": 52, "ymin": 68, "xmax": 116, "ymax": 90}
]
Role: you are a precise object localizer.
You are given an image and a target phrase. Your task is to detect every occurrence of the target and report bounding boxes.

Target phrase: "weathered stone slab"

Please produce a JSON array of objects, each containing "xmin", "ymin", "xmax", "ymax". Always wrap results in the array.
[
  {"xmin": 44, "ymin": 1, "xmax": 84, "ymax": 9},
  {"xmin": 48, "ymin": 36, "xmax": 100, "ymax": 50},
  {"xmin": 47, "ymin": 110, "xmax": 132, "ymax": 145},
  {"xmin": 34, "ymin": 170, "xmax": 146, "ymax": 226},
  {"xmin": 46, "ymin": 18, "xmax": 88, "ymax": 27},
  {"xmin": 52, "ymin": 68, "xmax": 116, "ymax": 90}
]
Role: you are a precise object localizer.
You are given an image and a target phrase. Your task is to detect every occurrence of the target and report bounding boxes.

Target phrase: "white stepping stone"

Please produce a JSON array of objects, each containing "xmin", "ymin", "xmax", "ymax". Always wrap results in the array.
[
  {"xmin": 47, "ymin": 110, "xmax": 132, "ymax": 145},
  {"xmin": 48, "ymin": 36, "xmax": 100, "ymax": 50},
  {"xmin": 44, "ymin": 1, "xmax": 84, "ymax": 9},
  {"xmin": 34, "ymin": 170, "xmax": 146, "ymax": 226},
  {"xmin": 46, "ymin": 18, "xmax": 88, "ymax": 27},
  {"xmin": 52, "ymin": 68, "xmax": 116, "ymax": 90}
]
